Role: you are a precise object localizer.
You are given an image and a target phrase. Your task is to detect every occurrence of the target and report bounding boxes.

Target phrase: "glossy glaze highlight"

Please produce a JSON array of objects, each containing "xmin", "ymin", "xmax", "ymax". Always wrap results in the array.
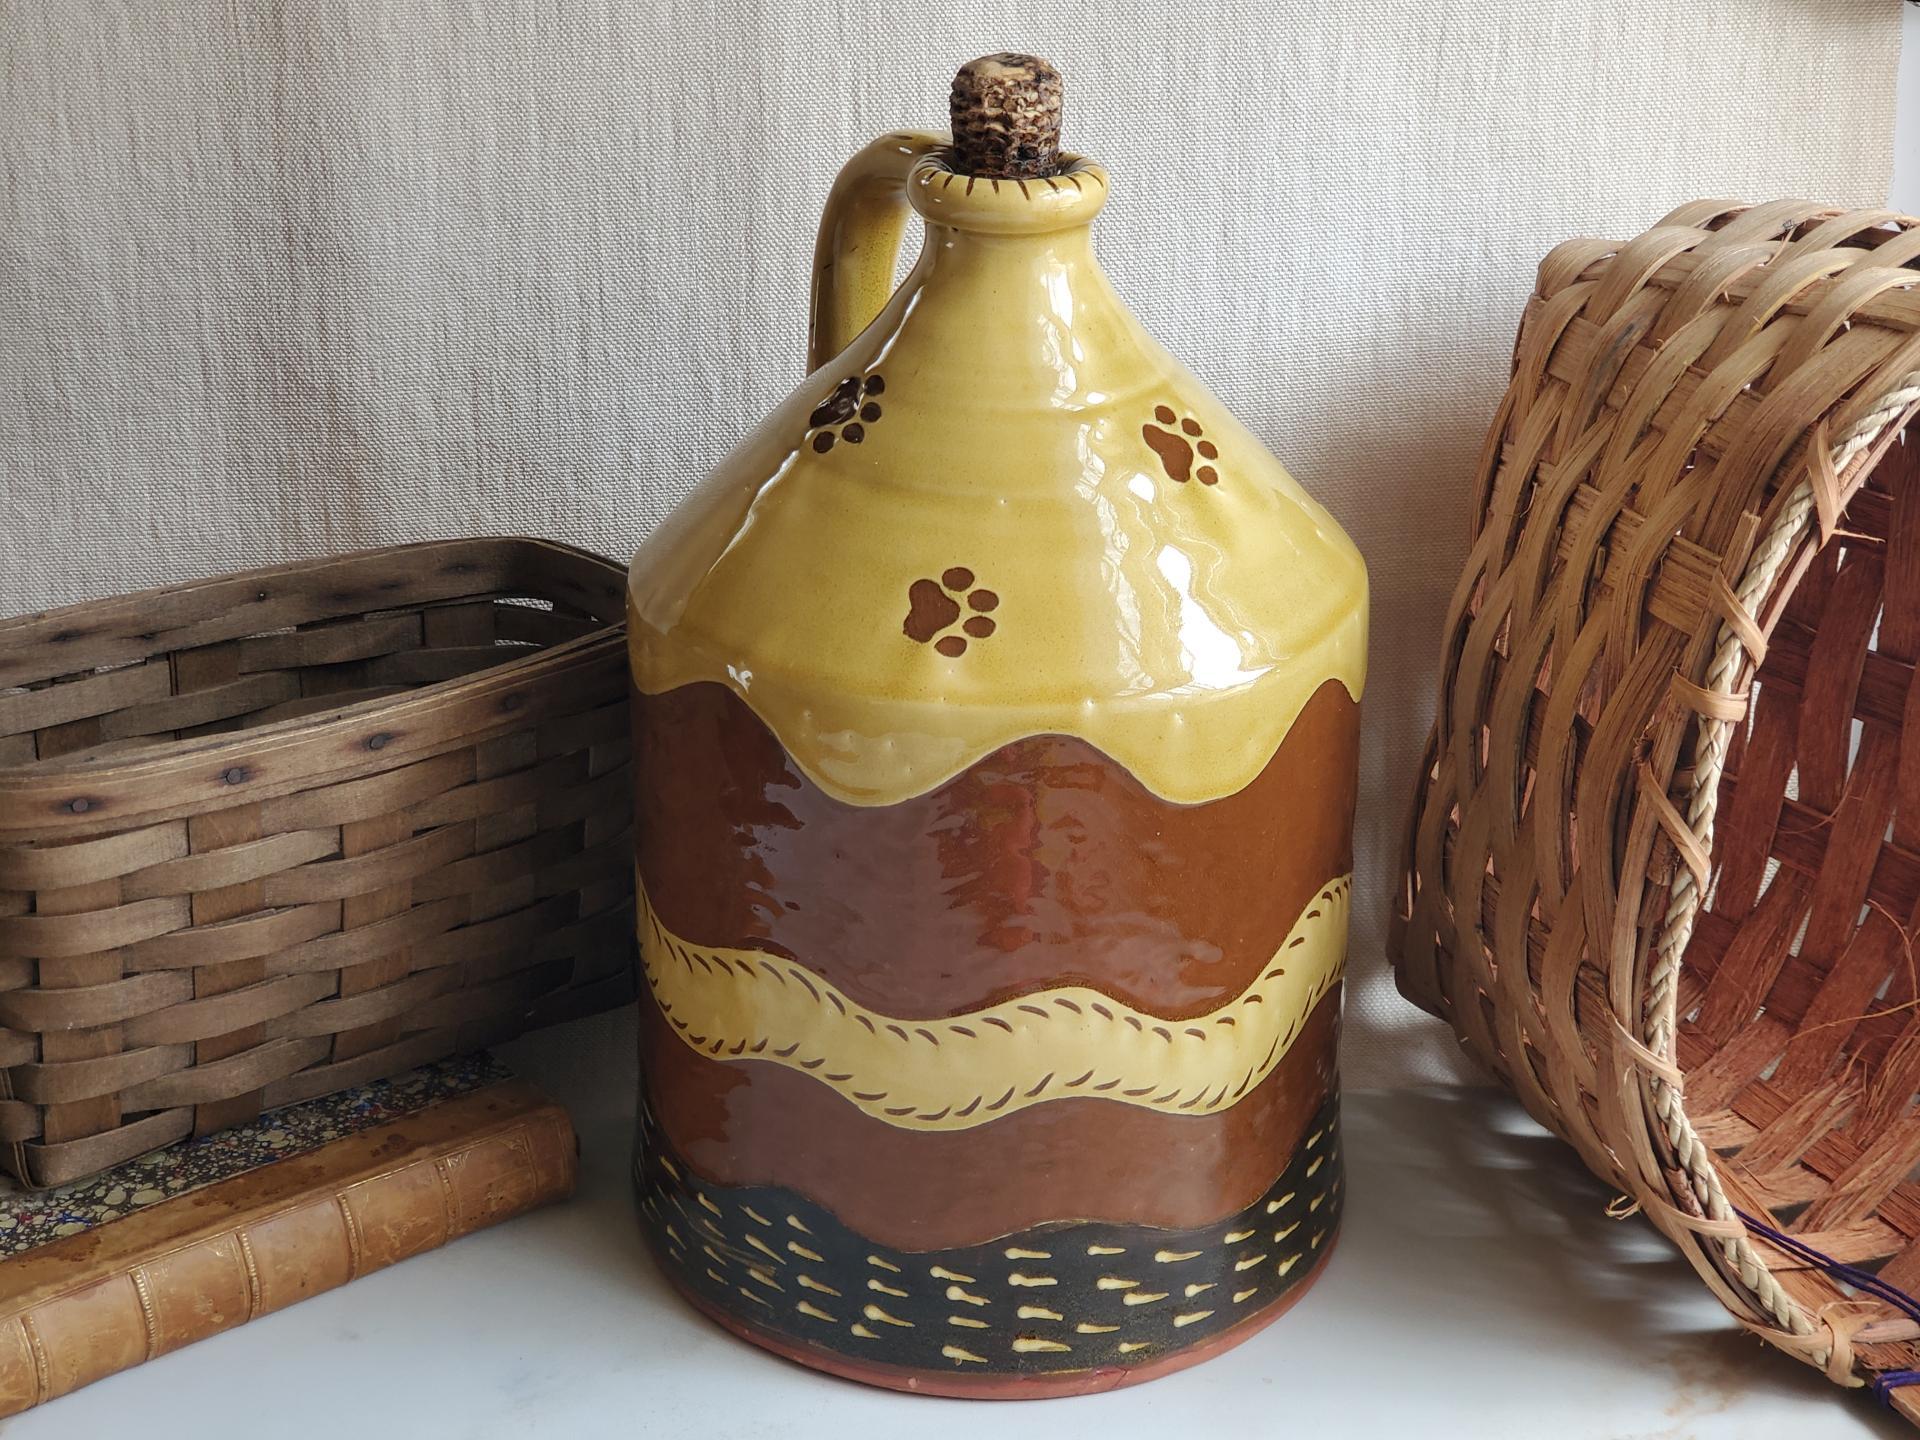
[{"xmin": 627, "ymin": 132, "xmax": 1366, "ymax": 809}]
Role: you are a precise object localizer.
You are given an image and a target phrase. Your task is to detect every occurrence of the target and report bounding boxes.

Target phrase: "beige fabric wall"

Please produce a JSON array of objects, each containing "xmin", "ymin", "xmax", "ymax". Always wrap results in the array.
[{"xmin": 0, "ymin": 0, "xmax": 1903, "ymax": 1087}]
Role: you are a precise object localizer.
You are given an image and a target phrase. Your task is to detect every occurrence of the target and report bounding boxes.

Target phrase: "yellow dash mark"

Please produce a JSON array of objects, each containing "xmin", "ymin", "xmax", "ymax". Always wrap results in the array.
[
  {"xmin": 796, "ymin": 1301, "xmax": 835, "ymax": 1322},
  {"xmin": 1122, "ymin": 1291, "xmax": 1168, "ymax": 1306},
  {"xmin": 742, "ymin": 1205, "xmax": 772, "ymax": 1226},
  {"xmin": 1277, "ymin": 1255, "xmax": 1300, "ymax": 1277},
  {"xmin": 1076, "ymin": 1323, "xmax": 1120, "ymax": 1334},
  {"xmin": 868, "ymin": 1278, "xmax": 909, "ymax": 1298},
  {"xmin": 748, "ymin": 1267, "xmax": 782, "ymax": 1290},
  {"xmin": 1173, "ymin": 1311, "xmax": 1215, "ymax": 1328},
  {"xmin": 1086, "ymin": 1244, "xmax": 1125, "ymax": 1256},
  {"xmin": 851, "ymin": 1324, "xmax": 880, "ymax": 1339},
  {"xmin": 664, "ymin": 1224, "xmax": 684, "ymax": 1245},
  {"xmin": 705, "ymin": 1268, "xmax": 727, "ymax": 1286},
  {"xmin": 1306, "ymin": 1129, "xmax": 1324, "ymax": 1147},
  {"xmin": 1306, "ymin": 1156, "xmax": 1325, "ymax": 1178},
  {"xmin": 1309, "ymin": 1194, "xmax": 1325, "ymax": 1213},
  {"xmin": 1223, "ymin": 1229, "xmax": 1255, "ymax": 1244},
  {"xmin": 868, "ymin": 1255, "xmax": 902, "ymax": 1273},
  {"xmin": 1096, "ymin": 1277, "xmax": 1139, "ymax": 1291},
  {"xmin": 789, "ymin": 1241, "xmax": 826, "ymax": 1263},
  {"xmin": 946, "ymin": 1285, "xmax": 989, "ymax": 1307},
  {"xmin": 1310, "ymin": 1231, "xmax": 1324, "ymax": 1249},
  {"xmin": 942, "ymin": 1345, "xmax": 987, "ymax": 1365},
  {"xmin": 1234, "ymin": 1254, "xmax": 1269, "ymax": 1272},
  {"xmin": 737, "ymin": 1286, "xmax": 772, "ymax": 1309},
  {"xmin": 745, "ymin": 1234, "xmax": 784, "ymax": 1264},
  {"xmin": 1184, "ymin": 1283, "xmax": 1215, "ymax": 1299},
  {"xmin": 787, "ymin": 1215, "xmax": 812, "ymax": 1234},
  {"xmin": 863, "ymin": 1303, "xmax": 912, "ymax": 1328},
  {"xmin": 702, "ymin": 1244, "xmax": 726, "ymax": 1265},
  {"xmin": 1004, "ymin": 1247, "xmax": 1051, "ymax": 1260},
  {"xmin": 798, "ymin": 1275, "xmax": 841, "ymax": 1297},
  {"xmin": 660, "ymin": 1156, "xmax": 681, "ymax": 1181},
  {"xmin": 697, "ymin": 1193, "xmax": 722, "ymax": 1217},
  {"xmin": 1266, "ymin": 1192, "xmax": 1295, "ymax": 1214},
  {"xmin": 1008, "ymin": 1273, "xmax": 1058, "ymax": 1288},
  {"xmin": 1274, "ymin": 1221, "xmax": 1299, "ymax": 1241},
  {"xmin": 1118, "ymin": 1342, "xmax": 1151, "ymax": 1354},
  {"xmin": 1154, "ymin": 1249, "xmax": 1201, "ymax": 1263},
  {"xmin": 1012, "ymin": 1338, "xmax": 1072, "ymax": 1354},
  {"xmin": 929, "ymin": 1265, "xmax": 976, "ymax": 1283},
  {"xmin": 1017, "ymin": 1306, "xmax": 1063, "ymax": 1321},
  {"xmin": 948, "ymin": 1315, "xmax": 989, "ymax": 1329},
  {"xmin": 1233, "ymin": 1288, "xmax": 1257, "ymax": 1303}
]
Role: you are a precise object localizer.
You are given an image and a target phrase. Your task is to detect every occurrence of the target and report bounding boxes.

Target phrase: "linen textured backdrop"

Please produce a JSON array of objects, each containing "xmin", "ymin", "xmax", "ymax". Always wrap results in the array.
[{"xmin": 0, "ymin": 0, "xmax": 1905, "ymax": 1086}]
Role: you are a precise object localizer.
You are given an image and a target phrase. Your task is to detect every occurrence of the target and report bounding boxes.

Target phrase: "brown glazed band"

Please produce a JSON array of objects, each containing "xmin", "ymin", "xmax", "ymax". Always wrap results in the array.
[
  {"xmin": 633, "ymin": 674, "xmax": 1355, "ymax": 1250},
  {"xmin": 633, "ymin": 678, "xmax": 1359, "ymax": 1020}
]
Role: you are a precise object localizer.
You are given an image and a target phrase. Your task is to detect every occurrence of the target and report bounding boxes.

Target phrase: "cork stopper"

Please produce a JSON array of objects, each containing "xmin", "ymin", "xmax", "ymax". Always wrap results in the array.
[{"xmin": 949, "ymin": 53, "xmax": 1063, "ymax": 179}]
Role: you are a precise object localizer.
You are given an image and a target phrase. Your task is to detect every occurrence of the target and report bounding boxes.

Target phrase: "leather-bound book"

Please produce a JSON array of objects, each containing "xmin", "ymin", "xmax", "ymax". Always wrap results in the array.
[{"xmin": 0, "ymin": 1056, "xmax": 575, "ymax": 1416}]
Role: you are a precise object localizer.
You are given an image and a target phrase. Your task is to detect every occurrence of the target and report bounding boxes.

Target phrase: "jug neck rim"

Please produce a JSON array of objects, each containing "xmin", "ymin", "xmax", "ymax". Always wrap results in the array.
[{"xmin": 907, "ymin": 145, "xmax": 1109, "ymax": 236}]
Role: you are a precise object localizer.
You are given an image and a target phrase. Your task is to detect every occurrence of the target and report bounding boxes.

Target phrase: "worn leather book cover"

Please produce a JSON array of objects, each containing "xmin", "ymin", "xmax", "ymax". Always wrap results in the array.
[{"xmin": 0, "ymin": 1056, "xmax": 576, "ymax": 1415}]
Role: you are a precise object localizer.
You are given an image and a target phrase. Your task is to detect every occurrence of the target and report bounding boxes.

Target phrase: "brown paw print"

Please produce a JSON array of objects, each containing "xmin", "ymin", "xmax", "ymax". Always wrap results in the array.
[
  {"xmin": 1142, "ymin": 404, "xmax": 1219, "ymax": 485},
  {"xmin": 903, "ymin": 567, "xmax": 998, "ymax": 657},
  {"xmin": 806, "ymin": 372, "xmax": 885, "ymax": 453}
]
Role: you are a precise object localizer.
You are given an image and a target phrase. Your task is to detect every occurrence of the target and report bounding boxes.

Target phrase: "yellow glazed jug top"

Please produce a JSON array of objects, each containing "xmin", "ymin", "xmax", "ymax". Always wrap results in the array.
[{"xmin": 629, "ymin": 56, "xmax": 1367, "ymax": 807}]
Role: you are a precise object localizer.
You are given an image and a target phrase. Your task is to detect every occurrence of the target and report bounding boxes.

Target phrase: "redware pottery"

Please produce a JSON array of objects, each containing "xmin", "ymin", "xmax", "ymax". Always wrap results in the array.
[{"xmin": 628, "ymin": 53, "xmax": 1367, "ymax": 1397}]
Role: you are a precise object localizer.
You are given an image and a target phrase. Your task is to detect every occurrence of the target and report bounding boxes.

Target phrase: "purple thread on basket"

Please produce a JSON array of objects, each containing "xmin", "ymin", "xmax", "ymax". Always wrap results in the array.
[
  {"xmin": 1736, "ymin": 1207, "xmax": 1920, "ymax": 1406},
  {"xmin": 1873, "ymin": 1370, "xmax": 1920, "ymax": 1406}
]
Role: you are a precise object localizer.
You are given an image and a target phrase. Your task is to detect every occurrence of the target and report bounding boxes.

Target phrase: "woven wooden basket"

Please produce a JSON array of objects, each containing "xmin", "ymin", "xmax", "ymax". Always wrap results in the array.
[
  {"xmin": 1390, "ymin": 201, "xmax": 1920, "ymax": 1412},
  {"xmin": 0, "ymin": 538, "xmax": 634, "ymax": 1188}
]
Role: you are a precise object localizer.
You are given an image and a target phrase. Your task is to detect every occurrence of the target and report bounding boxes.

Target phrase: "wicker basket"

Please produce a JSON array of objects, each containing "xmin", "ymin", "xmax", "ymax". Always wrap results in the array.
[
  {"xmin": 0, "ymin": 538, "xmax": 634, "ymax": 1188},
  {"xmin": 1390, "ymin": 201, "xmax": 1920, "ymax": 1413}
]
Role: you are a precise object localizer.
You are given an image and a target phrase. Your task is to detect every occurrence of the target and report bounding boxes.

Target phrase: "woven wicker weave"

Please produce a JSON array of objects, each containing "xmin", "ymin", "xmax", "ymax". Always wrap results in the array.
[
  {"xmin": 1390, "ymin": 200, "xmax": 1920, "ymax": 1412},
  {"xmin": 0, "ymin": 538, "xmax": 634, "ymax": 1188}
]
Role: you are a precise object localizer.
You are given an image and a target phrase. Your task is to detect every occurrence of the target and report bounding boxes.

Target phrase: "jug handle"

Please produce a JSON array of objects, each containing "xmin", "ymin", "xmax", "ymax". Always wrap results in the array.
[{"xmin": 807, "ymin": 130, "xmax": 945, "ymax": 373}]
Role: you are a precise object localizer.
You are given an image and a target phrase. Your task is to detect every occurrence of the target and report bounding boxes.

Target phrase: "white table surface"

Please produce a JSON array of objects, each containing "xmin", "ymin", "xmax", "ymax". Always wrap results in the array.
[{"xmin": 16, "ymin": 1008, "xmax": 1904, "ymax": 1440}]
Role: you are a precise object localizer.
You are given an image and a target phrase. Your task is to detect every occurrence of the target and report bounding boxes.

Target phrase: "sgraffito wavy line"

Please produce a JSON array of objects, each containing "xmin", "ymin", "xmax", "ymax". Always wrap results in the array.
[{"xmin": 640, "ymin": 875, "xmax": 1349, "ymax": 1131}]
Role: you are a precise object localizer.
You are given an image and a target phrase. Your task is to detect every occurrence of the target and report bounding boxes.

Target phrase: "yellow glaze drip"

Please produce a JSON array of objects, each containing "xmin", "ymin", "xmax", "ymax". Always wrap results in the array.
[
  {"xmin": 629, "ymin": 134, "xmax": 1367, "ymax": 808},
  {"xmin": 642, "ymin": 874, "xmax": 1349, "ymax": 1131}
]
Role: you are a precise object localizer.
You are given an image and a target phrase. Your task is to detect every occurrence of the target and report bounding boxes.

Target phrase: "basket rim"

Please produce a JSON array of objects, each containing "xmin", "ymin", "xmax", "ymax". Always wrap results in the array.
[
  {"xmin": 0, "ymin": 536, "xmax": 628, "ymax": 841},
  {"xmin": 1644, "ymin": 376, "xmax": 1920, "ymax": 1360},
  {"xmin": 0, "ymin": 535, "xmax": 620, "ymax": 648}
]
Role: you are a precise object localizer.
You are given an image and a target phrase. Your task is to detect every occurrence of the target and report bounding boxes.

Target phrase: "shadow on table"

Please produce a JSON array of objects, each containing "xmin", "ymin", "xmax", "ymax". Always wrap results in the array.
[
  {"xmin": 494, "ymin": 1008, "xmax": 664, "ymax": 1297},
  {"xmin": 496, "ymin": 1010, "xmax": 1908, "ymax": 1433},
  {"xmin": 1346, "ymin": 1085, "xmax": 1907, "ymax": 1439}
]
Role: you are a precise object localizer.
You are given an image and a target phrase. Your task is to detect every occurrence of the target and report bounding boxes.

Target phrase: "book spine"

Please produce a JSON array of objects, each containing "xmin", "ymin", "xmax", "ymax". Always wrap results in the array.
[{"xmin": 0, "ymin": 1106, "xmax": 576, "ymax": 1416}]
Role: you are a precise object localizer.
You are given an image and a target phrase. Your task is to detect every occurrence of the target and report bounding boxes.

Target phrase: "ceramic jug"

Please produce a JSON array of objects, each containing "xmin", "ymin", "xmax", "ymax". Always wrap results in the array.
[{"xmin": 628, "ymin": 55, "xmax": 1366, "ymax": 1398}]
